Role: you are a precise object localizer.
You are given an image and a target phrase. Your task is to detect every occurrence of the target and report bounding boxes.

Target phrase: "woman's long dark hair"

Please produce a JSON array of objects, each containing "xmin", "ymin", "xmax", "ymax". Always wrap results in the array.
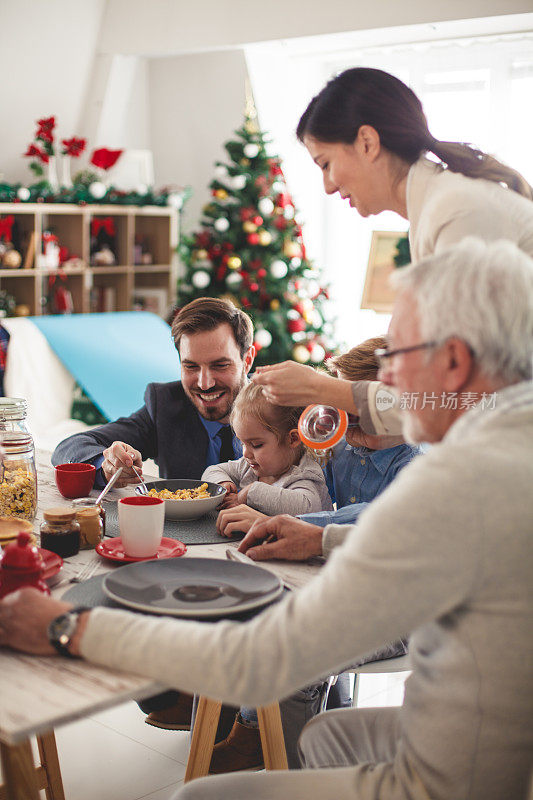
[{"xmin": 297, "ymin": 67, "xmax": 532, "ymax": 199}]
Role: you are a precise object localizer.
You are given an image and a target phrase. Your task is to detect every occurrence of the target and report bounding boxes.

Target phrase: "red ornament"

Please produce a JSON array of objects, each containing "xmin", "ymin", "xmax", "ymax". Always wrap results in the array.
[
  {"xmin": 196, "ymin": 231, "xmax": 211, "ymax": 248},
  {"xmin": 249, "ymin": 259, "xmax": 262, "ymax": 270},
  {"xmin": 257, "ymin": 268, "xmax": 267, "ymax": 279},
  {"xmin": 216, "ymin": 265, "xmax": 227, "ymax": 281},
  {"xmin": 274, "ymin": 217, "xmax": 288, "ymax": 231},
  {"xmin": 253, "ymin": 341, "xmax": 263, "ymax": 353},
  {"xmin": 210, "ymin": 244, "xmax": 222, "ymax": 258},
  {"xmin": 306, "ymin": 341, "xmax": 314, "ymax": 353},
  {"xmin": 250, "ymin": 282, "xmax": 259, "ymax": 292},
  {"xmin": 90, "ymin": 148, "xmax": 123, "ymax": 170},
  {"xmin": 268, "ymin": 160, "xmax": 284, "ymax": 177},
  {"xmin": 247, "ymin": 233, "xmax": 260, "ymax": 245},
  {"xmin": 252, "ymin": 215, "xmax": 263, "ymax": 227},
  {"xmin": 222, "ymin": 241, "xmax": 234, "ymax": 252},
  {"xmin": 287, "ymin": 317, "xmax": 306, "ymax": 334},
  {"xmin": 242, "ymin": 298, "xmax": 252, "ymax": 308},
  {"xmin": 239, "ymin": 207, "xmax": 254, "ymax": 222},
  {"xmin": 61, "ymin": 137, "xmax": 87, "ymax": 157},
  {"xmin": 293, "ymin": 301, "xmax": 305, "ymax": 316}
]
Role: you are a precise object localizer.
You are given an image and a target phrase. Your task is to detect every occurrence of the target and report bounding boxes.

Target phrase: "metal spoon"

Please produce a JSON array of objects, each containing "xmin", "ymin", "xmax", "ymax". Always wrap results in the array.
[
  {"xmin": 95, "ymin": 466, "xmax": 123, "ymax": 504},
  {"xmin": 131, "ymin": 464, "xmax": 149, "ymax": 495}
]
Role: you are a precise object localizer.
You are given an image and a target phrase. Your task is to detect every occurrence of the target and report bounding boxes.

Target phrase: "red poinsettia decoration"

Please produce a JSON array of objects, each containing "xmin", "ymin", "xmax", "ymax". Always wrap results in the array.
[
  {"xmin": 37, "ymin": 117, "xmax": 56, "ymax": 133},
  {"xmin": 35, "ymin": 117, "xmax": 56, "ymax": 148},
  {"xmin": 23, "ymin": 144, "xmax": 49, "ymax": 163},
  {"xmin": 62, "ymin": 137, "xmax": 87, "ymax": 157},
  {"xmin": 90, "ymin": 148, "xmax": 123, "ymax": 171}
]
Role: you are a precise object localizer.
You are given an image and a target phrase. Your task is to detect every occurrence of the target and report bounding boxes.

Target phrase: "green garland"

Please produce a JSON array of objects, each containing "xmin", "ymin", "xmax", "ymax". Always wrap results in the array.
[{"xmin": 0, "ymin": 180, "xmax": 192, "ymax": 208}]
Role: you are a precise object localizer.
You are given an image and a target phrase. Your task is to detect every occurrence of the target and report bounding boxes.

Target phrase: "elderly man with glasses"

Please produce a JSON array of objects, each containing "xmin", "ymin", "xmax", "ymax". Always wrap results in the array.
[{"xmin": 1, "ymin": 238, "xmax": 532, "ymax": 800}]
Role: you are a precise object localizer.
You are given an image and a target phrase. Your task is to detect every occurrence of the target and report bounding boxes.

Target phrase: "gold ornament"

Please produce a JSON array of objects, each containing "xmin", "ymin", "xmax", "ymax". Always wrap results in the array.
[
  {"xmin": 203, "ymin": 203, "xmax": 215, "ymax": 214},
  {"xmin": 270, "ymin": 299, "xmax": 280, "ymax": 311},
  {"xmin": 283, "ymin": 240, "xmax": 301, "ymax": 258},
  {"xmin": 215, "ymin": 189, "xmax": 228, "ymax": 200},
  {"xmin": 242, "ymin": 221, "xmax": 257, "ymax": 233},
  {"xmin": 293, "ymin": 344, "xmax": 311, "ymax": 364},
  {"xmin": 2, "ymin": 249, "xmax": 22, "ymax": 269},
  {"xmin": 301, "ymin": 298, "xmax": 314, "ymax": 323},
  {"xmin": 240, "ymin": 158, "xmax": 250, "ymax": 167},
  {"xmin": 258, "ymin": 230, "xmax": 272, "ymax": 246},
  {"xmin": 227, "ymin": 256, "xmax": 242, "ymax": 270},
  {"xmin": 194, "ymin": 249, "xmax": 208, "ymax": 261}
]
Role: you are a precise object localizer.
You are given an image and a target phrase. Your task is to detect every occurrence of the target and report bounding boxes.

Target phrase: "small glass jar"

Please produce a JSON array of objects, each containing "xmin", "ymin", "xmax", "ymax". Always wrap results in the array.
[
  {"xmin": 0, "ymin": 398, "xmax": 30, "ymax": 435},
  {"xmin": 0, "ymin": 432, "xmax": 37, "ymax": 521},
  {"xmin": 72, "ymin": 501, "xmax": 103, "ymax": 549},
  {"xmin": 72, "ymin": 497, "xmax": 106, "ymax": 538},
  {"xmin": 40, "ymin": 508, "xmax": 80, "ymax": 558}
]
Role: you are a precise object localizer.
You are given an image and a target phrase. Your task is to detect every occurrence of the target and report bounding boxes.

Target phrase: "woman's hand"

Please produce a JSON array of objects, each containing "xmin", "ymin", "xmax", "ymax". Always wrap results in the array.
[
  {"xmin": 217, "ymin": 504, "xmax": 267, "ymax": 537},
  {"xmin": 238, "ymin": 515, "xmax": 324, "ymax": 561}
]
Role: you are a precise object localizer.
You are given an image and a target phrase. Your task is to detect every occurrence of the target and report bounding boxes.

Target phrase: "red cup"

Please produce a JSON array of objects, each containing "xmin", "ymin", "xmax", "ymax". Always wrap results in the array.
[{"xmin": 55, "ymin": 463, "xmax": 96, "ymax": 499}]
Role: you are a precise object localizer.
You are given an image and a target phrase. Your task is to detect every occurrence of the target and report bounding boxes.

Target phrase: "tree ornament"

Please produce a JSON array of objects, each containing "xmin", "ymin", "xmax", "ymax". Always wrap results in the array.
[
  {"xmin": 214, "ymin": 165, "xmax": 228, "ymax": 180},
  {"xmin": 270, "ymin": 259, "xmax": 288, "ymax": 279},
  {"xmin": 242, "ymin": 221, "xmax": 257, "ymax": 233},
  {"xmin": 240, "ymin": 158, "xmax": 250, "ymax": 167},
  {"xmin": 214, "ymin": 188, "xmax": 228, "ymax": 200},
  {"xmin": 89, "ymin": 181, "xmax": 107, "ymax": 199},
  {"xmin": 272, "ymin": 181, "xmax": 284, "ymax": 193},
  {"xmin": 290, "ymin": 257, "xmax": 302, "ymax": 268},
  {"xmin": 214, "ymin": 217, "xmax": 230, "ymax": 232},
  {"xmin": 191, "ymin": 270, "xmax": 211, "ymax": 289},
  {"xmin": 243, "ymin": 143, "xmax": 260, "ymax": 158},
  {"xmin": 249, "ymin": 281, "xmax": 259, "ymax": 292},
  {"xmin": 227, "ymin": 255, "xmax": 242, "ymax": 270},
  {"xmin": 293, "ymin": 344, "xmax": 311, "ymax": 364},
  {"xmin": 194, "ymin": 249, "xmax": 209, "ymax": 261},
  {"xmin": 252, "ymin": 215, "xmax": 263, "ymax": 226},
  {"xmin": 283, "ymin": 240, "xmax": 301, "ymax": 258},
  {"xmin": 258, "ymin": 197, "xmax": 274, "ymax": 216},
  {"xmin": 231, "ymin": 174, "xmax": 247, "ymax": 190},
  {"xmin": 167, "ymin": 192, "xmax": 184, "ymax": 209},
  {"xmin": 254, "ymin": 328, "xmax": 272, "ymax": 348},
  {"xmin": 226, "ymin": 272, "xmax": 242, "ymax": 287},
  {"xmin": 240, "ymin": 207, "xmax": 254, "ymax": 222},
  {"xmin": 287, "ymin": 316, "xmax": 306, "ymax": 334},
  {"xmin": 17, "ymin": 187, "xmax": 30, "ymax": 201},
  {"xmin": 284, "ymin": 205, "xmax": 295, "ymax": 219},
  {"xmin": 247, "ymin": 233, "xmax": 260, "ymax": 245},
  {"xmin": 270, "ymin": 299, "xmax": 280, "ymax": 311},
  {"xmin": 274, "ymin": 217, "xmax": 288, "ymax": 231},
  {"xmin": 258, "ymin": 230, "xmax": 272, "ymax": 246},
  {"xmin": 310, "ymin": 343, "xmax": 326, "ymax": 363},
  {"xmin": 257, "ymin": 268, "xmax": 267, "ymax": 278}
]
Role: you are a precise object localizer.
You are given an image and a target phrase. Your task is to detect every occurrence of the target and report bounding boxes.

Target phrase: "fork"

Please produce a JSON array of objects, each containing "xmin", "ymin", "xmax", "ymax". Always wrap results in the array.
[{"xmin": 69, "ymin": 558, "xmax": 101, "ymax": 583}]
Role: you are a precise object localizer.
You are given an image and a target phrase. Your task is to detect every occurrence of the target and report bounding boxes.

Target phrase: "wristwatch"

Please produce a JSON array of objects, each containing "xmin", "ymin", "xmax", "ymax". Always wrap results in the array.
[{"xmin": 48, "ymin": 606, "xmax": 89, "ymax": 658}]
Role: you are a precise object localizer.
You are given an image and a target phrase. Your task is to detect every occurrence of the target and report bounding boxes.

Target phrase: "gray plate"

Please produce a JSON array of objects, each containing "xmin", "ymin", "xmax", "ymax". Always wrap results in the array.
[
  {"xmin": 136, "ymin": 479, "xmax": 226, "ymax": 521},
  {"xmin": 102, "ymin": 557, "xmax": 283, "ymax": 618}
]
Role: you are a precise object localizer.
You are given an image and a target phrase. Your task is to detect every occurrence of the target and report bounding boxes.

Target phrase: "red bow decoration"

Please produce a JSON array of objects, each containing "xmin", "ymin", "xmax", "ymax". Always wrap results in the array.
[
  {"xmin": 91, "ymin": 217, "xmax": 115, "ymax": 237},
  {"xmin": 62, "ymin": 137, "xmax": 87, "ymax": 157},
  {"xmin": 90, "ymin": 148, "xmax": 123, "ymax": 171},
  {"xmin": 0, "ymin": 216, "xmax": 14, "ymax": 241},
  {"xmin": 23, "ymin": 144, "xmax": 49, "ymax": 163}
]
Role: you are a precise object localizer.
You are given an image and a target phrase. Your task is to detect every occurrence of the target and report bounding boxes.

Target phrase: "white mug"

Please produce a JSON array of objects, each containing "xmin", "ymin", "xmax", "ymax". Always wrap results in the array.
[{"xmin": 118, "ymin": 496, "xmax": 165, "ymax": 558}]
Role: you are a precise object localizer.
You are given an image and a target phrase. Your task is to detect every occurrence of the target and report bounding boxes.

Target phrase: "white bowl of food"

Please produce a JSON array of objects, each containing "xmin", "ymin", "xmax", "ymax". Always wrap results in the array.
[{"xmin": 136, "ymin": 479, "xmax": 227, "ymax": 521}]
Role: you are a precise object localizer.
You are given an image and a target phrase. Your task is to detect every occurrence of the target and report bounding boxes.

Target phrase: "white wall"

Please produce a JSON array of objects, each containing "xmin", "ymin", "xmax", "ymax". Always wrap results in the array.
[{"xmin": 149, "ymin": 49, "xmax": 248, "ymax": 232}]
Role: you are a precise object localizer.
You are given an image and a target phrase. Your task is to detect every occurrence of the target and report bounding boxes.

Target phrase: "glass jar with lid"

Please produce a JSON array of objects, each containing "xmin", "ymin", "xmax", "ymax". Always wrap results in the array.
[
  {"xmin": 0, "ymin": 398, "xmax": 30, "ymax": 435},
  {"xmin": 40, "ymin": 508, "xmax": 80, "ymax": 558},
  {"xmin": 0, "ymin": 432, "xmax": 37, "ymax": 521},
  {"xmin": 72, "ymin": 498, "xmax": 104, "ymax": 549}
]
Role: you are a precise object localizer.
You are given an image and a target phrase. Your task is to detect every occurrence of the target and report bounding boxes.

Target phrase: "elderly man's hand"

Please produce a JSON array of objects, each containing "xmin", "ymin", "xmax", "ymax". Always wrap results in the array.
[
  {"xmin": 252, "ymin": 361, "xmax": 323, "ymax": 406},
  {"xmin": 0, "ymin": 588, "xmax": 72, "ymax": 655},
  {"xmin": 217, "ymin": 504, "xmax": 267, "ymax": 537},
  {"xmin": 238, "ymin": 515, "xmax": 324, "ymax": 561},
  {"xmin": 102, "ymin": 441, "xmax": 143, "ymax": 487}
]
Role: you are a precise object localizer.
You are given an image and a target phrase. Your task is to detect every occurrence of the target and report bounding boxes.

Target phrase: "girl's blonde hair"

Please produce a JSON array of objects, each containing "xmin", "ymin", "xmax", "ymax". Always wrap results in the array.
[
  {"xmin": 230, "ymin": 383, "xmax": 304, "ymax": 449},
  {"xmin": 326, "ymin": 336, "xmax": 386, "ymax": 381}
]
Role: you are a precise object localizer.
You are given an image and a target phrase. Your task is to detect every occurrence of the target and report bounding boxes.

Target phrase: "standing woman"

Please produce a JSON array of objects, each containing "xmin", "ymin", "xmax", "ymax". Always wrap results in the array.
[
  {"xmin": 297, "ymin": 67, "xmax": 533, "ymax": 259},
  {"xmin": 254, "ymin": 67, "xmax": 533, "ymax": 418}
]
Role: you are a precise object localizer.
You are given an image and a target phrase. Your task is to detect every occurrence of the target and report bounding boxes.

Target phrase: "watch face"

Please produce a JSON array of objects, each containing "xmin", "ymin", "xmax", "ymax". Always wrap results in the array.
[{"xmin": 49, "ymin": 611, "xmax": 78, "ymax": 650}]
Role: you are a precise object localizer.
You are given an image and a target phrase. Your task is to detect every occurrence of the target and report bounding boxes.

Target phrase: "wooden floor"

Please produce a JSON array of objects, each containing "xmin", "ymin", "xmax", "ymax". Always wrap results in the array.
[{"xmin": 0, "ymin": 673, "xmax": 407, "ymax": 800}]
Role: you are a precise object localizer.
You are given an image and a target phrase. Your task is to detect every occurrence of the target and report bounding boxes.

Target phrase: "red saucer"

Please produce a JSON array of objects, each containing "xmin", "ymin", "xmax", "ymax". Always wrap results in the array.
[
  {"xmin": 96, "ymin": 536, "xmax": 187, "ymax": 563},
  {"xmin": 39, "ymin": 548, "xmax": 64, "ymax": 580}
]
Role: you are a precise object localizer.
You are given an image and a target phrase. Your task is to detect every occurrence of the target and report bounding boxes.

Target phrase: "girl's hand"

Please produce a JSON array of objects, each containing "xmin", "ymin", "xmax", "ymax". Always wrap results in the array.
[
  {"xmin": 217, "ymin": 505, "xmax": 267, "ymax": 537},
  {"xmin": 219, "ymin": 482, "xmax": 239, "ymax": 509},
  {"xmin": 237, "ymin": 485, "xmax": 251, "ymax": 504}
]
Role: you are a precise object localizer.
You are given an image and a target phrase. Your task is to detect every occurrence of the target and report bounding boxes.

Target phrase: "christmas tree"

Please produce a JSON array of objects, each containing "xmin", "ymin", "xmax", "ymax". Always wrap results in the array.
[{"xmin": 177, "ymin": 101, "xmax": 338, "ymax": 367}]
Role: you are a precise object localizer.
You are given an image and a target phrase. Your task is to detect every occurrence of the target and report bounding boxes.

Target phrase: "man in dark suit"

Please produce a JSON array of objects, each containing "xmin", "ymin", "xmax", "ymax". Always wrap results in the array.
[{"xmin": 52, "ymin": 297, "xmax": 256, "ymax": 488}]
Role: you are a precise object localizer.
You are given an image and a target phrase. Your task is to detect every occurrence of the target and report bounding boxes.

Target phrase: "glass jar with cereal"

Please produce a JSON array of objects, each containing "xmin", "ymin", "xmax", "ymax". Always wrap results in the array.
[{"xmin": 0, "ymin": 432, "xmax": 37, "ymax": 521}]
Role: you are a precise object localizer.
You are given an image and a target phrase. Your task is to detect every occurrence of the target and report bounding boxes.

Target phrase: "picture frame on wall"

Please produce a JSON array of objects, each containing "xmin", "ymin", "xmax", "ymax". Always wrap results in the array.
[
  {"xmin": 360, "ymin": 231, "xmax": 409, "ymax": 313},
  {"xmin": 133, "ymin": 288, "xmax": 168, "ymax": 317}
]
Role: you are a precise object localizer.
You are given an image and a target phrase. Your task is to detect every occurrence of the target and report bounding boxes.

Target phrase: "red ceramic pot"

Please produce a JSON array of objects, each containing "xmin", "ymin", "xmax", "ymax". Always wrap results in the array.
[
  {"xmin": 0, "ymin": 531, "xmax": 50, "ymax": 599},
  {"xmin": 55, "ymin": 462, "xmax": 96, "ymax": 499}
]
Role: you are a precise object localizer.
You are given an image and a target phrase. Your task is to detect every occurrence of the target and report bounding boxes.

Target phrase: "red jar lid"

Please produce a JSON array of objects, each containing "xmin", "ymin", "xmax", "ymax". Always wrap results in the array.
[{"xmin": 0, "ymin": 531, "xmax": 44, "ymax": 573}]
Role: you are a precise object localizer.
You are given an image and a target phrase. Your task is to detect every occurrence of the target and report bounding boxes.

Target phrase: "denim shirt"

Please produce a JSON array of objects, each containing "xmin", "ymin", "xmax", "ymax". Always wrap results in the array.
[{"xmin": 300, "ymin": 440, "xmax": 421, "ymax": 527}]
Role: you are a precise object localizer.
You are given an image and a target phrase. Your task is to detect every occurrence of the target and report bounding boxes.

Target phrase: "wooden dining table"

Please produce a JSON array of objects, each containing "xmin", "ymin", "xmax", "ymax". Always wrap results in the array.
[{"xmin": 0, "ymin": 451, "xmax": 321, "ymax": 800}]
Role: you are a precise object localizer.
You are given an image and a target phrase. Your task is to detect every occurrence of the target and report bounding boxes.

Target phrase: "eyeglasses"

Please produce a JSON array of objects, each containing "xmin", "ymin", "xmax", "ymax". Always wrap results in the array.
[{"xmin": 374, "ymin": 341, "xmax": 439, "ymax": 369}]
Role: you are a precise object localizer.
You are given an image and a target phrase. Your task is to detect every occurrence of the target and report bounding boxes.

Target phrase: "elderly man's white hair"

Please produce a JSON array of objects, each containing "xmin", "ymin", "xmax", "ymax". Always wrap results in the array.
[{"xmin": 391, "ymin": 238, "xmax": 533, "ymax": 383}]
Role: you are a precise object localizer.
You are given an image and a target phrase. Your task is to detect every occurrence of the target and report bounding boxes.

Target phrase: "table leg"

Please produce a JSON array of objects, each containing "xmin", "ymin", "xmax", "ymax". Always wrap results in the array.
[
  {"xmin": 37, "ymin": 732, "xmax": 65, "ymax": 800},
  {"xmin": 0, "ymin": 739, "xmax": 40, "ymax": 800},
  {"xmin": 257, "ymin": 704, "xmax": 288, "ymax": 770},
  {"xmin": 184, "ymin": 696, "xmax": 222, "ymax": 783}
]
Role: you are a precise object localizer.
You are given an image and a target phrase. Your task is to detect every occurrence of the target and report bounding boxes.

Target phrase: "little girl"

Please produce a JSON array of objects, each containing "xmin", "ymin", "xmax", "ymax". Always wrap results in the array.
[{"xmin": 202, "ymin": 382, "xmax": 332, "ymax": 515}]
